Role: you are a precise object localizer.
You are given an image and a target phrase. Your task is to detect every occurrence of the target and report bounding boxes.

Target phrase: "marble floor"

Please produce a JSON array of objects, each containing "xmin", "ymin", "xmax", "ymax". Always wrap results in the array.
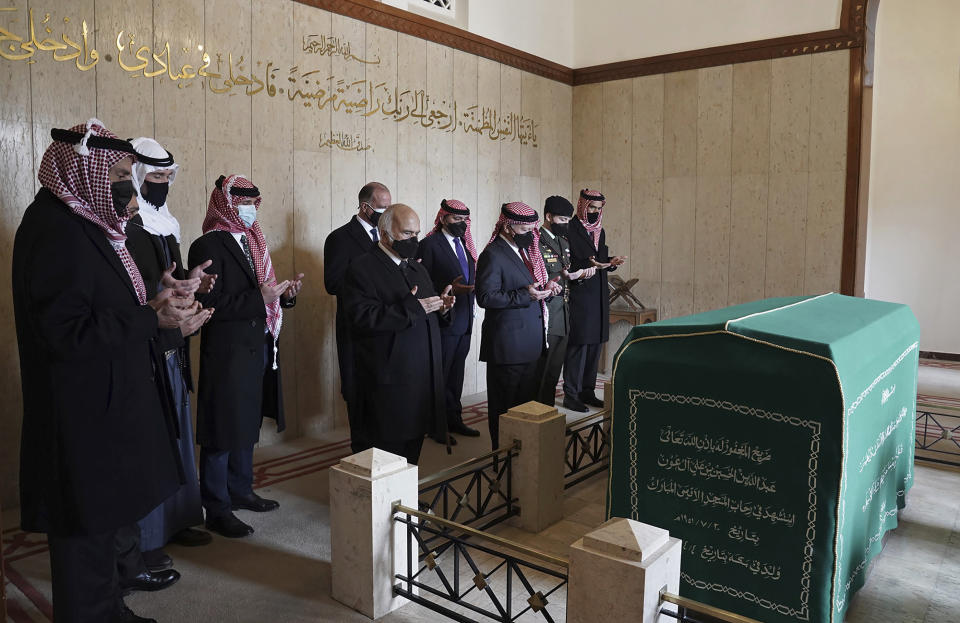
[{"xmin": 4, "ymin": 388, "xmax": 960, "ymax": 622}]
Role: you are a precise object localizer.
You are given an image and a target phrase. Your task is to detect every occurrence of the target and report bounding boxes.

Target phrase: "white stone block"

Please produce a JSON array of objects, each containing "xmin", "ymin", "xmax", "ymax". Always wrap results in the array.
[
  {"xmin": 568, "ymin": 517, "xmax": 682, "ymax": 623},
  {"xmin": 330, "ymin": 448, "xmax": 418, "ymax": 619}
]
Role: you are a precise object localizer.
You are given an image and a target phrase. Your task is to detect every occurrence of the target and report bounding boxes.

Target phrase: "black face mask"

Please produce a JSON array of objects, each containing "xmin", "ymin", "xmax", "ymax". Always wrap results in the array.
[
  {"xmin": 367, "ymin": 207, "xmax": 384, "ymax": 226},
  {"xmin": 391, "ymin": 236, "xmax": 419, "ymax": 259},
  {"xmin": 550, "ymin": 222, "xmax": 569, "ymax": 238},
  {"xmin": 142, "ymin": 180, "xmax": 169, "ymax": 207},
  {"xmin": 587, "ymin": 212, "xmax": 600, "ymax": 224},
  {"xmin": 446, "ymin": 221, "xmax": 467, "ymax": 238},
  {"xmin": 111, "ymin": 180, "xmax": 136, "ymax": 217},
  {"xmin": 513, "ymin": 231, "xmax": 534, "ymax": 250}
]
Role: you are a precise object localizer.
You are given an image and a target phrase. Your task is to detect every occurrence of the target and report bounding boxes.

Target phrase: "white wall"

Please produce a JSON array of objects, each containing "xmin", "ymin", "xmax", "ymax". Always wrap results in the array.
[
  {"xmin": 865, "ymin": 0, "xmax": 960, "ymax": 352},
  {"xmin": 469, "ymin": 0, "xmax": 575, "ymax": 67},
  {"xmin": 572, "ymin": 0, "xmax": 841, "ymax": 67}
]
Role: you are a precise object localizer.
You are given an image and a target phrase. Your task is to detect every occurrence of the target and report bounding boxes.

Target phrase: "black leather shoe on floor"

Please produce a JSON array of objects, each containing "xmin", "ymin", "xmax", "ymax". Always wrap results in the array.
[
  {"xmin": 168, "ymin": 527, "xmax": 212, "ymax": 547},
  {"xmin": 142, "ymin": 548, "xmax": 173, "ymax": 573},
  {"xmin": 120, "ymin": 569, "xmax": 180, "ymax": 595},
  {"xmin": 580, "ymin": 394, "xmax": 604, "ymax": 408},
  {"xmin": 206, "ymin": 512, "xmax": 255, "ymax": 538},
  {"xmin": 563, "ymin": 396, "xmax": 589, "ymax": 412},
  {"xmin": 449, "ymin": 423, "xmax": 481, "ymax": 437},
  {"xmin": 431, "ymin": 433, "xmax": 457, "ymax": 445},
  {"xmin": 115, "ymin": 601, "xmax": 157, "ymax": 623},
  {"xmin": 231, "ymin": 493, "xmax": 280, "ymax": 512}
]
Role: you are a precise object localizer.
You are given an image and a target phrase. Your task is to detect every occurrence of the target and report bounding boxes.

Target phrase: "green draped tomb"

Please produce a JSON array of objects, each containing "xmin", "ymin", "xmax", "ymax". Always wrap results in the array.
[{"xmin": 607, "ymin": 294, "xmax": 919, "ymax": 623}]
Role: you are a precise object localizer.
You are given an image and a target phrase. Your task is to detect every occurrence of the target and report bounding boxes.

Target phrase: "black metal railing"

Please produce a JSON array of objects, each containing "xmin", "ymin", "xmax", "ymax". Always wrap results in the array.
[
  {"xmin": 563, "ymin": 412, "xmax": 611, "ymax": 489},
  {"xmin": 659, "ymin": 591, "xmax": 763, "ymax": 623},
  {"xmin": 418, "ymin": 442, "xmax": 520, "ymax": 545},
  {"xmin": 915, "ymin": 407, "xmax": 960, "ymax": 467},
  {"xmin": 393, "ymin": 503, "xmax": 569, "ymax": 623}
]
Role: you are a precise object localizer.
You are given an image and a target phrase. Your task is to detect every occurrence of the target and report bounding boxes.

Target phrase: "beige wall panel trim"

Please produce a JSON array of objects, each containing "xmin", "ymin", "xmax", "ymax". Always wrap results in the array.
[
  {"xmin": 293, "ymin": 0, "xmax": 573, "ymax": 84},
  {"xmin": 630, "ymin": 74, "xmax": 665, "ymax": 311}
]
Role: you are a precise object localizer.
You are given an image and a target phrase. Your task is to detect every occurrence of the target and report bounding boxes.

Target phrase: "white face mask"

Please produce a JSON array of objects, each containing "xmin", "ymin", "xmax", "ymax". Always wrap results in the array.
[{"xmin": 237, "ymin": 204, "xmax": 257, "ymax": 228}]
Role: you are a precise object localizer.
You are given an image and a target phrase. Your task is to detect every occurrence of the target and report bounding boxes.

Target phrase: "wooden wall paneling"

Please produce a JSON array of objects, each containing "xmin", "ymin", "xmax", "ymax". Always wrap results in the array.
[
  {"xmin": 364, "ymin": 24, "xmax": 400, "ymax": 200},
  {"xmin": 451, "ymin": 49, "xmax": 480, "ymax": 396},
  {"xmin": 729, "ymin": 60, "xmax": 772, "ymax": 305},
  {"xmin": 600, "ymin": 79, "xmax": 633, "ymax": 279},
  {"xmin": 498, "ymin": 66, "xmax": 521, "ymax": 205},
  {"xmin": 396, "ymin": 33, "xmax": 427, "ymax": 225},
  {"xmin": 570, "ymin": 84, "xmax": 602, "ymax": 199},
  {"xmin": 520, "ymin": 72, "xmax": 543, "ymax": 211},
  {"xmin": 693, "ymin": 66, "xmax": 733, "ymax": 313},
  {"xmin": 660, "ymin": 71, "xmax": 698, "ymax": 319},
  {"xmin": 630, "ymin": 74, "xmax": 665, "ymax": 312},
  {"xmin": 765, "ymin": 55, "xmax": 812, "ymax": 297},
  {"xmin": 95, "ymin": 0, "xmax": 154, "ymax": 140},
  {"xmin": 329, "ymin": 14, "xmax": 367, "ymax": 225},
  {"xmin": 253, "ymin": 0, "xmax": 296, "ymax": 442},
  {"xmin": 424, "ymin": 41, "xmax": 454, "ymax": 226},
  {"xmin": 292, "ymin": 3, "xmax": 336, "ymax": 434},
  {"xmin": 805, "ymin": 50, "xmax": 849, "ymax": 295}
]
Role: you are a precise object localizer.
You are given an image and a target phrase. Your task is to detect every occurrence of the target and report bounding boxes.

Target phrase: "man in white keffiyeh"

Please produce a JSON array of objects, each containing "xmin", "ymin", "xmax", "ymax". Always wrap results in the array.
[{"xmin": 13, "ymin": 118, "xmax": 200, "ymax": 623}]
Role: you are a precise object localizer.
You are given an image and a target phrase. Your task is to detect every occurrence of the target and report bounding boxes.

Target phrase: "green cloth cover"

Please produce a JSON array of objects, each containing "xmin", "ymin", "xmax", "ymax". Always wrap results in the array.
[{"xmin": 607, "ymin": 294, "xmax": 919, "ymax": 623}]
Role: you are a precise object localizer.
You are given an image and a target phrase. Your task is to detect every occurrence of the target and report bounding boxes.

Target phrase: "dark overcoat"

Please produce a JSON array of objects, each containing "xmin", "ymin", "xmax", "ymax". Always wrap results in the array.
[
  {"xmin": 343, "ymin": 247, "xmax": 447, "ymax": 442},
  {"xmin": 566, "ymin": 218, "xmax": 614, "ymax": 345},
  {"xmin": 13, "ymin": 189, "xmax": 179, "ymax": 536},
  {"xmin": 188, "ymin": 231, "xmax": 290, "ymax": 450}
]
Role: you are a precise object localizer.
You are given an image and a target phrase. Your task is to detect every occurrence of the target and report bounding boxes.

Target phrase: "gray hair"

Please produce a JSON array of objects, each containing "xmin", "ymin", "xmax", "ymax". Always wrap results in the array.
[{"xmin": 377, "ymin": 203, "xmax": 402, "ymax": 240}]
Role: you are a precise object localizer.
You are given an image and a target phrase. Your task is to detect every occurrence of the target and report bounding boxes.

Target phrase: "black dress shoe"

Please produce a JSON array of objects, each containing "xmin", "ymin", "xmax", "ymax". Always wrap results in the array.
[
  {"xmin": 449, "ymin": 423, "xmax": 481, "ymax": 437},
  {"xmin": 115, "ymin": 601, "xmax": 157, "ymax": 623},
  {"xmin": 168, "ymin": 527, "xmax": 212, "ymax": 547},
  {"xmin": 431, "ymin": 433, "xmax": 457, "ymax": 445},
  {"xmin": 231, "ymin": 492, "xmax": 280, "ymax": 512},
  {"xmin": 142, "ymin": 548, "xmax": 173, "ymax": 573},
  {"xmin": 120, "ymin": 569, "xmax": 180, "ymax": 595},
  {"xmin": 563, "ymin": 396, "xmax": 589, "ymax": 412},
  {"xmin": 580, "ymin": 394, "xmax": 604, "ymax": 408},
  {"xmin": 206, "ymin": 512, "xmax": 254, "ymax": 538}
]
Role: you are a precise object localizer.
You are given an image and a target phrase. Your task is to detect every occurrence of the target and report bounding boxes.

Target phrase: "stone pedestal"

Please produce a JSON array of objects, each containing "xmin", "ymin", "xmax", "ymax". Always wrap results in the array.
[
  {"xmin": 499, "ymin": 401, "xmax": 566, "ymax": 532},
  {"xmin": 567, "ymin": 517, "xmax": 682, "ymax": 623},
  {"xmin": 330, "ymin": 448, "xmax": 418, "ymax": 619}
]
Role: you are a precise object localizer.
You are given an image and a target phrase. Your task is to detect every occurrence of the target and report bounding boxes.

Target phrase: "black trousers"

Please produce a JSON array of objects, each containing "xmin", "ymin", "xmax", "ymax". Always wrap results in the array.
[
  {"xmin": 536, "ymin": 333, "xmax": 568, "ymax": 406},
  {"xmin": 48, "ymin": 530, "xmax": 122, "ymax": 622},
  {"xmin": 114, "ymin": 523, "xmax": 148, "ymax": 582},
  {"xmin": 486, "ymin": 361, "xmax": 539, "ymax": 450},
  {"xmin": 441, "ymin": 331, "xmax": 472, "ymax": 427},
  {"xmin": 563, "ymin": 342, "xmax": 602, "ymax": 399},
  {"xmin": 374, "ymin": 436, "xmax": 426, "ymax": 465},
  {"xmin": 199, "ymin": 445, "xmax": 254, "ymax": 518}
]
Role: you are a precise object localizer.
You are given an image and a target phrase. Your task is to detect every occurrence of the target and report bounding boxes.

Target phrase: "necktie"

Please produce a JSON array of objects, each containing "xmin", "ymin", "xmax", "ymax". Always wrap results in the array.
[
  {"xmin": 370, "ymin": 227, "xmax": 378, "ymax": 242},
  {"xmin": 239, "ymin": 234, "xmax": 255, "ymax": 274},
  {"xmin": 454, "ymin": 237, "xmax": 469, "ymax": 283},
  {"xmin": 521, "ymin": 249, "xmax": 536, "ymax": 280}
]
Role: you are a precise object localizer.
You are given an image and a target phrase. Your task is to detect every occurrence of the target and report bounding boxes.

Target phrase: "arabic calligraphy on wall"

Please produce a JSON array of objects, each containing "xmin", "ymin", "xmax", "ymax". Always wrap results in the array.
[{"xmin": 0, "ymin": 7, "xmax": 539, "ymax": 149}]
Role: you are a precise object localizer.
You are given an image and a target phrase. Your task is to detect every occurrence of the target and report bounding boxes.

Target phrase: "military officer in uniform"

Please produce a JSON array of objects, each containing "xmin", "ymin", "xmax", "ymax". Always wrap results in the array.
[{"xmin": 535, "ymin": 196, "xmax": 595, "ymax": 406}]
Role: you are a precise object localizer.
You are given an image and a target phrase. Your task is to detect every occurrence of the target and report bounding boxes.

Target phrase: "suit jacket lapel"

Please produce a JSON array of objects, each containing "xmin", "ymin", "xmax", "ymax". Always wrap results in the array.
[
  {"xmin": 495, "ymin": 237, "xmax": 534, "ymax": 284},
  {"xmin": 218, "ymin": 232, "xmax": 258, "ymax": 286},
  {"xmin": 82, "ymin": 222, "xmax": 140, "ymax": 303},
  {"xmin": 348, "ymin": 216, "xmax": 374, "ymax": 249}
]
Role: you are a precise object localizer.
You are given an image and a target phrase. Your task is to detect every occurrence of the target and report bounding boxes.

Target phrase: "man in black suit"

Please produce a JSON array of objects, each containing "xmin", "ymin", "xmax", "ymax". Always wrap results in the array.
[
  {"xmin": 324, "ymin": 181, "xmax": 392, "ymax": 453},
  {"xmin": 563, "ymin": 189, "xmax": 626, "ymax": 411},
  {"xmin": 535, "ymin": 196, "xmax": 596, "ymax": 406},
  {"xmin": 13, "ymin": 120, "xmax": 199, "ymax": 623},
  {"xmin": 417, "ymin": 199, "xmax": 481, "ymax": 445},
  {"xmin": 343, "ymin": 204, "xmax": 454, "ymax": 464},
  {"xmin": 189, "ymin": 174, "xmax": 304, "ymax": 539},
  {"xmin": 476, "ymin": 202, "xmax": 560, "ymax": 449}
]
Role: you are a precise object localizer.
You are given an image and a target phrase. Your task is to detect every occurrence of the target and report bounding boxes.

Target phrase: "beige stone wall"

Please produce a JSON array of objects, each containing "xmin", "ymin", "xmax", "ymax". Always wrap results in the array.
[
  {"xmin": 0, "ymin": 0, "xmax": 572, "ymax": 508},
  {"xmin": 572, "ymin": 51, "xmax": 850, "ymax": 322}
]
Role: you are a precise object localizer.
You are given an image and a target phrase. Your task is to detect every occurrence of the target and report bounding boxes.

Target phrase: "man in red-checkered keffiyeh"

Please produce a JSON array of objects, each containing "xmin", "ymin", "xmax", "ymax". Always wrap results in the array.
[
  {"xmin": 476, "ymin": 202, "xmax": 562, "ymax": 450},
  {"xmin": 13, "ymin": 118, "xmax": 199, "ymax": 622},
  {"xmin": 190, "ymin": 174, "xmax": 304, "ymax": 539}
]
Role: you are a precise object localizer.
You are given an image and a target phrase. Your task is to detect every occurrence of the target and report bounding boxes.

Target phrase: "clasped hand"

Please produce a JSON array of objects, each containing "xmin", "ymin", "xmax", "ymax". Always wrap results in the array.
[
  {"xmin": 412, "ymin": 284, "xmax": 455, "ymax": 314},
  {"xmin": 148, "ymin": 287, "xmax": 213, "ymax": 335}
]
